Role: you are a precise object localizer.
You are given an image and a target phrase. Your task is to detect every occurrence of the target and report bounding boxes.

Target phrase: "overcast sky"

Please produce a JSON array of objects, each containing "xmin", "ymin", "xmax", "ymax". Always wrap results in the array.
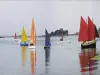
[{"xmin": 0, "ymin": 0, "xmax": 100, "ymax": 36}]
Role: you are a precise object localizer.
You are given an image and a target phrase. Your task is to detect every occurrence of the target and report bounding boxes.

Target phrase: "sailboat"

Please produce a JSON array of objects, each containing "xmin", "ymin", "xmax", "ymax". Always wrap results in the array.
[
  {"xmin": 29, "ymin": 18, "xmax": 36, "ymax": 49},
  {"xmin": 60, "ymin": 28, "xmax": 64, "ymax": 41},
  {"xmin": 44, "ymin": 29, "xmax": 51, "ymax": 49},
  {"xmin": 20, "ymin": 26, "xmax": 28, "ymax": 46},
  {"xmin": 60, "ymin": 35, "xmax": 63, "ymax": 41},
  {"xmin": 78, "ymin": 16, "xmax": 99, "ymax": 49},
  {"xmin": 14, "ymin": 33, "xmax": 16, "ymax": 39}
]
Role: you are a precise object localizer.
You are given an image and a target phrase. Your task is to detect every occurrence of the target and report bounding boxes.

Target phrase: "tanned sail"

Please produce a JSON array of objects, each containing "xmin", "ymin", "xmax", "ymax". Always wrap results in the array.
[
  {"xmin": 30, "ymin": 18, "xmax": 36, "ymax": 46},
  {"xmin": 78, "ymin": 16, "xmax": 88, "ymax": 42},
  {"xmin": 94, "ymin": 25, "xmax": 99, "ymax": 37},
  {"xmin": 14, "ymin": 33, "xmax": 16, "ymax": 39},
  {"xmin": 88, "ymin": 17, "xmax": 95, "ymax": 41}
]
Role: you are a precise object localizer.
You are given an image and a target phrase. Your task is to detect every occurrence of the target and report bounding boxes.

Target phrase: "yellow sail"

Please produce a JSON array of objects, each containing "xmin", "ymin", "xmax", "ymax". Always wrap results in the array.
[
  {"xmin": 21, "ymin": 26, "xmax": 28, "ymax": 42},
  {"xmin": 30, "ymin": 18, "xmax": 36, "ymax": 45}
]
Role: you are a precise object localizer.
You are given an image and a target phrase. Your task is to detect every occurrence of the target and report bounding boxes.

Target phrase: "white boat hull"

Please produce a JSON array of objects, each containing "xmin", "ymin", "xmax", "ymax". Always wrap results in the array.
[
  {"xmin": 29, "ymin": 46, "xmax": 36, "ymax": 50},
  {"xmin": 68, "ymin": 40, "xmax": 71, "ymax": 43}
]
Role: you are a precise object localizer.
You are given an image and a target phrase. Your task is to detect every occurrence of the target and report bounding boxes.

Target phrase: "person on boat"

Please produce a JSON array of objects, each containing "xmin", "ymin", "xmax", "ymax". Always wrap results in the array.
[
  {"xmin": 82, "ymin": 41, "xmax": 87, "ymax": 45},
  {"xmin": 89, "ymin": 40, "xmax": 95, "ymax": 44},
  {"xmin": 30, "ymin": 43, "xmax": 34, "ymax": 46},
  {"xmin": 82, "ymin": 41, "xmax": 89, "ymax": 46},
  {"xmin": 82, "ymin": 40, "xmax": 95, "ymax": 46}
]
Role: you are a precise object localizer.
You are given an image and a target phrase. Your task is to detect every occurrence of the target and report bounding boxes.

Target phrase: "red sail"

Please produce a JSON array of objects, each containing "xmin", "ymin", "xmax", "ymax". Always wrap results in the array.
[
  {"xmin": 88, "ymin": 17, "xmax": 95, "ymax": 40},
  {"xmin": 78, "ymin": 16, "xmax": 88, "ymax": 42},
  {"xmin": 94, "ymin": 25, "xmax": 99, "ymax": 37},
  {"xmin": 14, "ymin": 33, "xmax": 16, "ymax": 39}
]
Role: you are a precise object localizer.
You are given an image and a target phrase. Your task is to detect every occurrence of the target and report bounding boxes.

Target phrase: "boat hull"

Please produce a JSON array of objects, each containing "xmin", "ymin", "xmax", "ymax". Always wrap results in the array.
[
  {"xmin": 29, "ymin": 46, "xmax": 36, "ymax": 49},
  {"xmin": 20, "ymin": 42, "xmax": 28, "ymax": 46},
  {"xmin": 81, "ymin": 42, "xmax": 96, "ymax": 49},
  {"xmin": 60, "ymin": 39, "xmax": 63, "ymax": 41},
  {"xmin": 44, "ymin": 46, "xmax": 50, "ymax": 49}
]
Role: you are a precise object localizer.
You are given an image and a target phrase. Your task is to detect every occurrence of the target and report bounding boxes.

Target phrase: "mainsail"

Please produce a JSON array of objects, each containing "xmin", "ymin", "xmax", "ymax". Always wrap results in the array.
[
  {"xmin": 21, "ymin": 27, "xmax": 28, "ymax": 42},
  {"xmin": 30, "ymin": 18, "xmax": 36, "ymax": 45},
  {"xmin": 78, "ymin": 16, "xmax": 88, "ymax": 41},
  {"xmin": 45, "ymin": 29, "xmax": 51, "ymax": 47},
  {"xmin": 14, "ymin": 33, "xmax": 16, "ymax": 39},
  {"xmin": 88, "ymin": 17, "xmax": 95, "ymax": 41}
]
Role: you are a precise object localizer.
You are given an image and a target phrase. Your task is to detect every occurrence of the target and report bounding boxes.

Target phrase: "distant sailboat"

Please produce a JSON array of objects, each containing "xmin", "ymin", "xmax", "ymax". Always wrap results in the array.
[
  {"xmin": 20, "ymin": 26, "xmax": 28, "ymax": 46},
  {"xmin": 14, "ymin": 33, "xmax": 16, "ymax": 39},
  {"xmin": 44, "ymin": 29, "xmax": 51, "ymax": 49},
  {"xmin": 60, "ymin": 28, "xmax": 64, "ymax": 41},
  {"xmin": 29, "ymin": 18, "xmax": 36, "ymax": 49},
  {"xmin": 78, "ymin": 16, "xmax": 99, "ymax": 49}
]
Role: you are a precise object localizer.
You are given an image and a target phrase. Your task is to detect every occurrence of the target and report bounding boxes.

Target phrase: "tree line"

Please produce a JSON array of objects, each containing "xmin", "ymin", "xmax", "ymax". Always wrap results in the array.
[{"xmin": 49, "ymin": 28, "xmax": 68, "ymax": 36}]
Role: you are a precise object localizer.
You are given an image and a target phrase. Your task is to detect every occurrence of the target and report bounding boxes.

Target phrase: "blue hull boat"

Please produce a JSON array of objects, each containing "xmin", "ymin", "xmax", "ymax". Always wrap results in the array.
[{"xmin": 20, "ymin": 42, "xmax": 28, "ymax": 46}]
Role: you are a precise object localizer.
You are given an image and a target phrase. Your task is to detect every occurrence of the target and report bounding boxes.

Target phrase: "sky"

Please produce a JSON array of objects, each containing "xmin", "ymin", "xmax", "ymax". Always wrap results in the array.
[{"xmin": 0, "ymin": 0, "xmax": 100, "ymax": 36}]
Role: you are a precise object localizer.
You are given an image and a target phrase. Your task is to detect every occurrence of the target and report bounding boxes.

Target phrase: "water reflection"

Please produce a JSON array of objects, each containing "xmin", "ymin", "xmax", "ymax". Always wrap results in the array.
[
  {"xmin": 79, "ymin": 48, "xmax": 98, "ymax": 75},
  {"xmin": 30, "ymin": 49, "xmax": 36, "ymax": 75},
  {"xmin": 21, "ymin": 46, "xmax": 27, "ymax": 71},
  {"xmin": 44, "ymin": 48, "xmax": 51, "ymax": 74}
]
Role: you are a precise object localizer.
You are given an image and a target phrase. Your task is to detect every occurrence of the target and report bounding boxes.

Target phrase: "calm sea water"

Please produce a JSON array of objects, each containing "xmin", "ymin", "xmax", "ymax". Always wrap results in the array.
[{"xmin": 0, "ymin": 36, "xmax": 100, "ymax": 75}]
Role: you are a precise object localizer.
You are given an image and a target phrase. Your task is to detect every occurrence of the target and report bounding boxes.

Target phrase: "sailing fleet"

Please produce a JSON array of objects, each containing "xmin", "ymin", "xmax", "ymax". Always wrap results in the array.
[
  {"xmin": 13, "ymin": 18, "xmax": 51, "ymax": 49},
  {"xmin": 13, "ymin": 16, "xmax": 100, "ymax": 50},
  {"xmin": 12, "ymin": 17, "xmax": 100, "ymax": 75}
]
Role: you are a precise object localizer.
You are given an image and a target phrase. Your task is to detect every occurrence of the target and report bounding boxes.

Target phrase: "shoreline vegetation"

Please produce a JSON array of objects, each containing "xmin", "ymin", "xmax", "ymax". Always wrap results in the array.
[{"xmin": 0, "ymin": 28, "xmax": 100, "ymax": 38}]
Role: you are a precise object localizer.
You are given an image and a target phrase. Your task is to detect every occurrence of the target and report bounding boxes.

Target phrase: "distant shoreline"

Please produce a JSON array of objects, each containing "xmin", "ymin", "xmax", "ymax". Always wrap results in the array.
[
  {"xmin": 0, "ymin": 36, "xmax": 5, "ymax": 38},
  {"xmin": 0, "ymin": 34, "xmax": 78, "ymax": 38}
]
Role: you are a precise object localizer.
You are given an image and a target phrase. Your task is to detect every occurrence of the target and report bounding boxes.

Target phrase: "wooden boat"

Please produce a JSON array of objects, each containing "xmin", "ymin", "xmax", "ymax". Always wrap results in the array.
[
  {"xmin": 20, "ymin": 26, "xmax": 28, "ymax": 46},
  {"xmin": 78, "ymin": 16, "xmax": 99, "ymax": 49},
  {"xmin": 44, "ymin": 29, "xmax": 51, "ymax": 49},
  {"xmin": 29, "ymin": 18, "xmax": 36, "ymax": 49}
]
